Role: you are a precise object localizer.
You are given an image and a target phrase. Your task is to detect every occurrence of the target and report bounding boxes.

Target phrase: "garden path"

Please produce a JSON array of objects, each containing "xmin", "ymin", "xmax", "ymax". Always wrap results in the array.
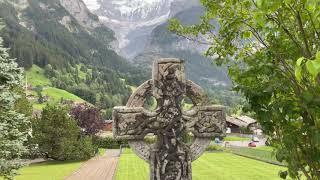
[{"xmin": 65, "ymin": 149, "xmax": 120, "ymax": 180}]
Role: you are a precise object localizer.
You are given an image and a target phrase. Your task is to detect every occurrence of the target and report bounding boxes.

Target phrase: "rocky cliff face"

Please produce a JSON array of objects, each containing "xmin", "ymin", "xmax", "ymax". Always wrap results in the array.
[
  {"xmin": 59, "ymin": 0, "xmax": 101, "ymax": 30},
  {"xmin": 83, "ymin": 0, "xmax": 199, "ymax": 59},
  {"xmin": 133, "ymin": 6, "xmax": 231, "ymax": 90}
]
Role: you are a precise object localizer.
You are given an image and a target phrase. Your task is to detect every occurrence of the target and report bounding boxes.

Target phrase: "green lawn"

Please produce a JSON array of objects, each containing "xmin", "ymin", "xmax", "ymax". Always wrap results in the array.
[
  {"xmin": 26, "ymin": 65, "xmax": 85, "ymax": 110},
  {"xmin": 26, "ymin": 65, "xmax": 51, "ymax": 86},
  {"xmin": 42, "ymin": 87, "xmax": 84, "ymax": 103},
  {"xmin": 255, "ymin": 146, "xmax": 275, "ymax": 152},
  {"xmin": 115, "ymin": 149, "xmax": 285, "ymax": 180},
  {"xmin": 228, "ymin": 146, "xmax": 281, "ymax": 166},
  {"xmin": 223, "ymin": 136, "xmax": 251, "ymax": 141},
  {"xmin": 14, "ymin": 160, "xmax": 84, "ymax": 180},
  {"xmin": 31, "ymin": 87, "xmax": 85, "ymax": 110}
]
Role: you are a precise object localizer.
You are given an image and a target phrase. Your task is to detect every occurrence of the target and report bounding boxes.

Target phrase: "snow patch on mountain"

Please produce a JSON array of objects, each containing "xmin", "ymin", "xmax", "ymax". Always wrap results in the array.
[
  {"xmin": 82, "ymin": 0, "xmax": 100, "ymax": 11},
  {"xmin": 82, "ymin": 0, "xmax": 200, "ymax": 58}
]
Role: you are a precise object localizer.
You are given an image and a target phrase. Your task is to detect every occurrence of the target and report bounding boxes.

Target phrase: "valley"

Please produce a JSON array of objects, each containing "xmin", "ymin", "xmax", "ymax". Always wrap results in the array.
[{"xmin": 0, "ymin": 0, "xmax": 243, "ymax": 117}]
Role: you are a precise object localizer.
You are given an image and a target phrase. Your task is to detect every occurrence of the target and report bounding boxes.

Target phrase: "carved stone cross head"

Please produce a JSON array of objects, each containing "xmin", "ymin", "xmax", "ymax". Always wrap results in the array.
[{"xmin": 113, "ymin": 58, "xmax": 226, "ymax": 180}]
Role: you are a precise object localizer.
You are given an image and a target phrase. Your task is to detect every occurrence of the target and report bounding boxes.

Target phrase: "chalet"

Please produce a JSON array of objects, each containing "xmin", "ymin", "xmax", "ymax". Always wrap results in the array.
[
  {"xmin": 226, "ymin": 116, "xmax": 247, "ymax": 133},
  {"xmin": 226, "ymin": 115, "xmax": 261, "ymax": 134}
]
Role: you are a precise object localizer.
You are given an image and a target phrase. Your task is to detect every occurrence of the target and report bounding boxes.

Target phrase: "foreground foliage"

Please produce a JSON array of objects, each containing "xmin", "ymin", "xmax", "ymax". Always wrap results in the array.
[
  {"xmin": 0, "ymin": 25, "xmax": 30, "ymax": 179},
  {"xmin": 170, "ymin": 0, "xmax": 320, "ymax": 179},
  {"xmin": 32, "ymin": 105, "xmax": 94, "ymax": 161}
]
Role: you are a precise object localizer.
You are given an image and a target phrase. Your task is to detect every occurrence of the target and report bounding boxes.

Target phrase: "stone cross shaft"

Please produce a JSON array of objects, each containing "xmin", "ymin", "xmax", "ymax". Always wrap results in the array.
[{"xmin": 113, "ymin": 59, "xmax": 226, "ymax": 180}]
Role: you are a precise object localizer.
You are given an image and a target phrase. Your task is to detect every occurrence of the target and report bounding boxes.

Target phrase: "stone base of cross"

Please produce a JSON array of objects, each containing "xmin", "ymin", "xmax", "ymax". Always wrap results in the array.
[{"xmin": 113, "ymin": 59, "xmax": 226, "ymax": 180}]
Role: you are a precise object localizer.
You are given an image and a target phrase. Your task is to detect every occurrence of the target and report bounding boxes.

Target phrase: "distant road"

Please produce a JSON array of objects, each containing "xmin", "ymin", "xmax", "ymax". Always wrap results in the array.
[{"xmin": 223, "ymin": 138, "xmax": 267, "ymax": 147}]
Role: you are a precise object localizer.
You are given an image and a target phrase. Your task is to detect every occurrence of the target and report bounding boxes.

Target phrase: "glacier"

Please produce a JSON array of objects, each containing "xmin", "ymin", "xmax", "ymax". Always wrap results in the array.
[
  {"xmin": 82, "ymin": 0, "xmax": 198, "ymax": 59},
  {"xmin": 82, "ymin": 0, "xmax": 100, "ymax": 11}
]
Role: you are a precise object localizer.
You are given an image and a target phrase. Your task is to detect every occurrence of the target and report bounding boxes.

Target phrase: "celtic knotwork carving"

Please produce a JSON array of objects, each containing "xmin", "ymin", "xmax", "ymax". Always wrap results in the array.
[{"xmin": 113, "ymin": 58, "xmax": 226, "ymax": 180}]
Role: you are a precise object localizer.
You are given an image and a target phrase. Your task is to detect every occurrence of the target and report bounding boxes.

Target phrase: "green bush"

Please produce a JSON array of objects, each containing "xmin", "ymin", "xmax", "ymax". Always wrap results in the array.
[
  {"xmin": 58, "ymin": 136, "xmax": 95, "ymax": 161},
  {"xmin": 94, "ymin": 137, "xmax": 128, "ymax": 149},
  {"xmin": 32, "ymin": 105, "xmax": 95, "ymax": 161},
  {"xmin": 206, "ymin": 144, "xmax": 224, "ymax": 151}
]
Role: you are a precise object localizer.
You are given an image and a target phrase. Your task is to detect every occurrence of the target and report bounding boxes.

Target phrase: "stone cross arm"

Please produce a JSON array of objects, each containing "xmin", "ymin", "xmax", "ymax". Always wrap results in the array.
[{"xmin": 113, "ymin": 105, "xmax": 226, "ymax": 140}]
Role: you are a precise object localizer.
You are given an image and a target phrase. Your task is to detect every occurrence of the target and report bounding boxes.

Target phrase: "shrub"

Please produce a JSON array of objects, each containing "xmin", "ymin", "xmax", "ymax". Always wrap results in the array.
[
  {"xmin": 70, "ymin": 104, "xmax": 104, "ymax": 136},
  {"xmin": 206, "ymin": 144, "xmax": 224, "ymax": 152},
  {"xmin": 94, "ymin": 137, "xmax": 128, "ymax": 149},
  {"xmin": 32, "ymin": 105, "xmax": 95, "ymax": 161}
]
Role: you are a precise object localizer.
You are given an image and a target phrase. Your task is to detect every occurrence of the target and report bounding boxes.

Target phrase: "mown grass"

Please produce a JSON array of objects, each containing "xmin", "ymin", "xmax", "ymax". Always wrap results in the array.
[
  {"xmin": 25, "ymin": 65, "xmax": 51, "ymax": 86},
  {"xmin": 31, "ymin": 87, "xmax": 85, "ymax": 110},
  {"xmin": 115, "ymin": 149, "xmax": 285, "ymax": 180},
  {"xmin": 224, "ymin": 136, "xmax": 251, "ymax": 141},
  {"xmin": 255, "ymin": 146, "xmax": 275, "ymax": 152},
  {"xmin": 14, "ymin": 160, "xmax": 84, "ymax": 180},
  {"xmin": 26, "ymin": 65, "xmax": 85, "ymax": 110},
  {"xmin": 228, "ymin": 146, "xmax": 282, "ymax": 165},
  {"xmin": 42, "ymin": 87, "xmax": 84, "ymax": 103}
]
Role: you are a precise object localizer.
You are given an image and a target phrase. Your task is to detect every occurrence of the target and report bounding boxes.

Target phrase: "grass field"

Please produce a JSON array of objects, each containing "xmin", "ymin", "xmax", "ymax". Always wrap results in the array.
[
  {"xmin": 26, "ymin": 65, "xmax": 85, "ymax": 110},
  {"xmin": 115, "ymin": 149, "xmax": 285, "ymax": 180},
  {"xmin": 255, "ymin": 146, "xmax": 275, "ymax": 152},
  {"xmin": 224, "ymin": 136, "xmax": 251, "ymax": 141},
  {"xmin": 228, "ymin": 146, "xmax": 282, "ymax": 165},
  {"xmin": 26, "ymin": 65, "xmax": 51, "ymax": 86},
  {"xmin": 42, "ymin": 87, "xmax": 84, "ymax": 103},
  {"xmin": 14, "ymin": 160, "xmax": 84, "ymax": 180},
  {"xmin": 31, "ymin": 87, "xmax": 85, "ymax": 110}
]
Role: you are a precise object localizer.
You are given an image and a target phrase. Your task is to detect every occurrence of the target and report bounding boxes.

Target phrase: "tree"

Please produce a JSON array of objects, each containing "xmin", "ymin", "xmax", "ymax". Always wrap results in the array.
[
  {"xmin": 0, "ymin": 24, "xmax": 30, "ymax": 179},
  {"xmin": 169, "ymin": 0, "xmax": 320, "ymax": 179},
  {"xmin": 32, "ymin": 105, "xmax": 94, "ymax": 161},
  {"xmin": 70, "ymin": 104, "xmax": 104, "ymax": 136}
]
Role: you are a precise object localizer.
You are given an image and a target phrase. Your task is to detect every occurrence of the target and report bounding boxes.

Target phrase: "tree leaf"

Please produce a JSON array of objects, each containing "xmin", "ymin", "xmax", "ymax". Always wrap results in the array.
[
  {"xmin": 242, "ymin": 31, "xmax": 252, "ymax": 38},
  {"xmin": 306, "ymin": 60, "xmax": 320, "ymax": 78},
  {"xmin": 296, "ymin": 57, "xmax": 304, "ymax": 67},
  {"xmin": 316, "ymin": 51, "xmax": 320, "ymax": 61},
  {"xmin": 295, "ymin": 65, "xmax": 302, "ymax": 82}
]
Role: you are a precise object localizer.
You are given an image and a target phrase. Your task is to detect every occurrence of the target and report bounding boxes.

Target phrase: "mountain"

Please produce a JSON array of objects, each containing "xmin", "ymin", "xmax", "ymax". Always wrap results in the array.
[
  {"xmin": 81, "ymin": 0, "xmax": 242, "ymax": 107},
  {"xmin": 134, "ymin": 7, "xmax": 230, "ymax": 86},
  {"xmin": 83, "ymin": 0, "xmax": 199, "ymax": 58},
  {"xmin": 0, "ymin": 0, "xmax": 147, "ymax": 117},
  {"xmin": 132, "ymin": 6, "xmax": 244, "ymax": 107}
]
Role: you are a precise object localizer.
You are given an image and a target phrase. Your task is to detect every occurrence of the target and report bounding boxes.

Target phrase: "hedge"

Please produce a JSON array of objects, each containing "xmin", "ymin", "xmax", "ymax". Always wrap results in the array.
[{"xmin": 94, "ymin": 137, "xmax": 128, "ymax": 149}]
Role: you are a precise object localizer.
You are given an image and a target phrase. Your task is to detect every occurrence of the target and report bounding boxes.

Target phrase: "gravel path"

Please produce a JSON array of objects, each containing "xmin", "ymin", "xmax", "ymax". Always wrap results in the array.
[{"xmin": 65, "ymin": 149, "xmax": 120, "ymax": 180}]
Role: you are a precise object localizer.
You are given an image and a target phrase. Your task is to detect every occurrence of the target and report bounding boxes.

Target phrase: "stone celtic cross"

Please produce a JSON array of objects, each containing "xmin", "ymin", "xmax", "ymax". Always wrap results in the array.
[{"xmin": 113, "ymin": 58, "xmax": 226, "ymax": 180}]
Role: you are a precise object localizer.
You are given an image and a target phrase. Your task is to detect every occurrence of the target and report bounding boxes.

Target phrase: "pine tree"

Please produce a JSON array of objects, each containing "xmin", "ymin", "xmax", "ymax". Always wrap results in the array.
[{"xmin": 0, "ymin": 23, "xmax": 30, "ymax": 179}]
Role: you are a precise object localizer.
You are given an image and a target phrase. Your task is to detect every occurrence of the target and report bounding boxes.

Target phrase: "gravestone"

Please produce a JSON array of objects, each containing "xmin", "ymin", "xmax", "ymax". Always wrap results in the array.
[{"xmin": 113, "ymin": 58, "xmax": 226, "ymax": 180}]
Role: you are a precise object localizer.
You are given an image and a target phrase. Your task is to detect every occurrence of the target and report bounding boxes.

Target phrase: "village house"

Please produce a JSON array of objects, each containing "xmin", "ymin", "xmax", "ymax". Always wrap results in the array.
[{"xmin": 226, "ymin": 115, "xmax": 262, "ymax": 135}]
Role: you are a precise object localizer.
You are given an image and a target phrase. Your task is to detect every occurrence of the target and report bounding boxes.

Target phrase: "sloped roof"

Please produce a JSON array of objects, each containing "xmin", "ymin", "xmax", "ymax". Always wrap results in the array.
[
  {"xmin": 226, "ymin": 116, "xmax": 247, "ymax": 127},
  {"xmin": 226, "ymin": 115, "xmax": 257, "ymax": 127},
  {"xmin": 237, "ymin": 116, "xmax": 257, "ymax": 125}
]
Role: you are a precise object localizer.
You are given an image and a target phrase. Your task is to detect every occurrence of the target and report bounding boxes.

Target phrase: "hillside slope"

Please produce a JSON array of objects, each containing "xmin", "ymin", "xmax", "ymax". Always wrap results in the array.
[
  {"xmin": 26, "ymin": 65, "xmax": 85, "ymax": 110},
  {"xmin": 0, "ymin": 0, "xmax": 148, "ymax": 117}
]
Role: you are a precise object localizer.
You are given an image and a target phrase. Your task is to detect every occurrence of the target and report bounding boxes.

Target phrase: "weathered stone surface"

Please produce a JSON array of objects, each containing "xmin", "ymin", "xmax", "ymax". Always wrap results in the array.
[{"xmin": 113, "ymin": 58, "xmax": 226, "ymax": 180}]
